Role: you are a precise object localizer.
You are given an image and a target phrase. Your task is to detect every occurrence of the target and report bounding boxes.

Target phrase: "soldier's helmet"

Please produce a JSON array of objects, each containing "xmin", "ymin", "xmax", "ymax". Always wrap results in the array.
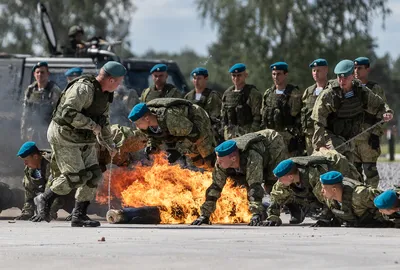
[{"xmin": 68, "ymin": 25, "xmax": 84, "ymax": 37}]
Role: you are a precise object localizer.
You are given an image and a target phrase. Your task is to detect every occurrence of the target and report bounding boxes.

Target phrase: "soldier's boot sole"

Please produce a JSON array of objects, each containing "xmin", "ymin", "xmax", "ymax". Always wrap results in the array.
[{"xmin": 71, "ymin": 218, "xmax": 101, "ymax": 227}]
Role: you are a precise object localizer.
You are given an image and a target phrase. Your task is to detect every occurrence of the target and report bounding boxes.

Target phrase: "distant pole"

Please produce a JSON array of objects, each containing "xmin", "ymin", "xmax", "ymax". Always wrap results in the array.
[{"xmin": 387, "ymin": 125, "xmax": 396, "ymax": 161}]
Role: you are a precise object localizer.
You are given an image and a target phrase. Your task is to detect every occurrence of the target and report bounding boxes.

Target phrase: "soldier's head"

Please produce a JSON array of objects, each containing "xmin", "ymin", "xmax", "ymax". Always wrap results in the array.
[
  {"xmin": 229, "ymin": 63, "xmax": 248, "ymax": 89},
  {"xmin": 309, "ymin": 59, "xmax": 328, "ymax": 83},
  {"xmin": 128, "ymin": 103, "xmax": 157, "ymax": 130},
  {"xmin": 320, "ymin": 171, "xmax": 343, "ymax": 200},
  {"xmin": 17, "ymin": 141, "xmax": 42, "ymax": 169},
  {"xmin": 191, "ymin": 67, "xmax": 208, "ymax": 90},
  {"xmin": 150, "ymin": 64, "xmax": 168, "ymax": 88},
  {"xmin": 374, "ymin": 190, "xmax": 400, "ymax": 215},
  {"xmin": 273, "ymin": 159, "xmax": 299, "ymax": 186},
  {"xmin": 32, "ymin": 62, "xmax": 50, "ymax": 85},
  {"xmin": 215, "ymin": 140, "xmax": 240, "ymax": 169},
  {"xmin": 68, "ymin": 25, "xmax": 84, "ymax": 42},
  {"xmin": 270, "ymin": 62, "xmax": 288, "ymax": 88},
  {"xmin": 353, "ymin": 57, "xmax": 371, "ymax": 81},
  {"xmin": 334, "ymin": 60, "xmax": 354, "ymax": 91},
  {"xmin": 65, "ymin": 67, "xmax": 83, "ymax": 82},
  {"xmin": 97, "ymin": 61, "xmax": 126, "ymax": 92}
]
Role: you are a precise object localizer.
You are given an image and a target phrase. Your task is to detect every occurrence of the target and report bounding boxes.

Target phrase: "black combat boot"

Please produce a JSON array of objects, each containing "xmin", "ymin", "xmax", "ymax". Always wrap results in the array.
[
  {"xmin": 287, "ymin": 203, "xmax": 306, "ymax": 224},
  {"xmin": 32, "ymin": 189, "xmax": 58, "ymax": 222},
  {"xmin": 71, "ymin": 201, "xmax": 100, "ymax": 227}
]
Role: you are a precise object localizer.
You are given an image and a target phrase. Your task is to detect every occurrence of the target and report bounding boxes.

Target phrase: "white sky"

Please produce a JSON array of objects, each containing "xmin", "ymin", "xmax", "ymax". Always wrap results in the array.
[{"xmin": 129, "ymin": 0, "xmax": 400, "ymax": 59}]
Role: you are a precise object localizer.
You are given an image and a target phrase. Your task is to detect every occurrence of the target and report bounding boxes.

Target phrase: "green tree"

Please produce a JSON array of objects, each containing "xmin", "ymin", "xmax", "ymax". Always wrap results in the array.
[
  {"xmin": 196, "ymin": 0, "xmax": 391, "ymax": 91},
  {"xmin": 0, "ymin": 0, "xmax": 135, "ymax": 56}
]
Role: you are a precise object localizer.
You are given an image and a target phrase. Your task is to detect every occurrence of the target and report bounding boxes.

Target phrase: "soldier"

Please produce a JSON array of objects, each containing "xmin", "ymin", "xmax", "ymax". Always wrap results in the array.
[
  {"xmin": 191, "ymin": 130, "xmax": 288, "ymax": 226},
  {"xmin": 0, "ymin": 183, "xmax": 24, "ymax": 216},
  {"xmin": 21, "ymin": 61, "xmax": 61, "ymax": 148},
  {"xmin": 301, "ymin": 59, "xmax": 329, "ymax": 155},
  {"xmin": 128, "ymin": 99, "xmax": 216, "ymax": 166},
  {"xmin": 65, "ymin": 67, "xmax": 83, "ymax": 83},
  {"xmin": 63, "ymin": 25, "xmax": 86, "ymax": 57},
  {"xmin": 33, "ymin": 61, "xmax": 125, "ymax": 227},
  {"xmin": 221, "ymin": 63, "xmax": 262, "ymax": 140},
  {"xmin": 184, "ymin": 67, "xmax": 223, "ymax": 143},
  {"xmin": 311, "ymin": 60, "xmax": 393, "ymax": 162},
  {"xmin": 261, "ymin": 62, "xmax": 303, "ymax": 156},
  {"xmin": 314, "ymin": 171, "xmax": 391, "ymax": 227},
  {"xmin": 374, "ymin": 189, "xmax": 400, "ymax": 227},
  {"xmin": 140, "ymin": 64, "xmax": 182, "ymax": 103},
  {"xmin": 353, "ymin": 57, "xmax": 387, "ymax": 187},
  {"xmin": 264, "ymin": 149, "xmax": 361, "ymax": 226}
]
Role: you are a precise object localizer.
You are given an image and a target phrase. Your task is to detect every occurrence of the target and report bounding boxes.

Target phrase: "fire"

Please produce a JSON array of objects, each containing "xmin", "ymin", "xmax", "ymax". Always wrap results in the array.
[{"xmin": 97, "ymin": 153, "xmax": 251, "ymax": 224}]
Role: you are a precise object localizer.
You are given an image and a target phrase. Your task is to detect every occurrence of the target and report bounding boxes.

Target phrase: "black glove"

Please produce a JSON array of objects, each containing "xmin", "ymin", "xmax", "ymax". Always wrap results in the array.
[
  {"xmin": 248, "ymin": 214, "xmax": 262, "ymax": 226},
  {"xmin": 191, "ymin": 215, "xmax": 211, "ymax": 226},
  {"xmin": 15, "ymin": 213, "xmax": 33, "ymax": 220},
  {"xmin": 288, "ymin": 137, "xmax": 298, "ymax": 153},
  {"xmin": 368, "ymin": 134, "xmax": 380, "ymax": 150},
  {"xmin": 261, "ymin": 215, "xmax": 282, "ymax": 226},
  {"xmin": 145, "ymin": 146, "xmax": 157, "ymax": 156},
  {"xmin": 30, "ymin": 214, "xmax": 47, "ymax": 222}
]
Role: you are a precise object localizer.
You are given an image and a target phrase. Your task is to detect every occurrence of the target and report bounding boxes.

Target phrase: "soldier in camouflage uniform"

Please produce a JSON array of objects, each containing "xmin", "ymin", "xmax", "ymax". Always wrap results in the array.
[
  {"xmin": 63, "ymin": 25, "xmax": 86, "ymax": 57},
  {"xmin": 353, "ymin": 57, "xmax": 388, "ymax": 188},
  {"xmin": 33, "ymin": 61, "xmax": 125, "ymax": 227},
  {"xmin": 301, "ymin": 59, "xmax": 329, "ymax": 155},
  {"xmin": 261, "ymin": 62, "xmax": 303, "ymax": 156},
  {"xmin": 184, "ymin": 67, "xmax": 223, "ymax": 143},
  {"xmin": 314, "ymin": 171, "xmax": 391, "ymax": 227},
  {"xmin": 191, "ymin": 130, "xmax": 288, "ymax": 226},
  {"xmin": 128, "ymin": 99, "xmax": 216, "ymax": 167},
  {"xmin": 374, "ymin": 189, "xmax": 400, "ymax": 228},
  {"xmin": 311, "ymin": 60, "xmax": 393, "ymax": 162},
  {"xmin": 21, "ymin": 62, "xmax": 61, "ymax": 148},
  {"xmin": 221, "ymin": 63, "xmax": 262, "ymax": 140},
  {"xmin": 264, "ymin": 149, "xmax": 361, "ymax": 226},
  {"xmin": 140, "ymin": 64, "xmax": 182, "ymax": 103}
]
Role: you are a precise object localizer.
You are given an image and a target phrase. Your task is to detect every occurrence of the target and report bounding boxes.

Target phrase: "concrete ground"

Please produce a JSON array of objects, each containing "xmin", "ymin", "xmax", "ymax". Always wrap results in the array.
[{"xmin": 0, "ymin": 209, "xmax": 399, "ymax": 270}]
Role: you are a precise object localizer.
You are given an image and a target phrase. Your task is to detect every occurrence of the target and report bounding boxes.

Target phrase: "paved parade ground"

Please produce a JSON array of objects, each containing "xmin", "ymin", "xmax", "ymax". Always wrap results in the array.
[{"xmin": 0, "ymin": 210, "xmax": 399, "ymax": 270}]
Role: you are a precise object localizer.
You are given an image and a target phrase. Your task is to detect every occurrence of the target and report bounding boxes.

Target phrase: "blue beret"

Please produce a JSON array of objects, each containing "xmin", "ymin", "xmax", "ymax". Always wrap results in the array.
[
  {"xmin": 103, "ymin": 61, "xmax": 127, "ymax": 77},
  {"xmin": 229, "ymin": 63, "xmax": 246, "ymax": 73},
  {"xmin": 65, "ymin": 67, "xmax": 83, "ymax": 77},
  {"xmin": 128, "ymin": 103, "xmax": 149, "ymax": 122},
  {"xmin": 354, "ymin": 57, "xmax": 370, "ymax": 66},
  {"xmin": 320, "ymin": 171, "xmax": 343, "ymax": 185},
  {"xmin": 215, "ymin": 140, "xmax": 237, "ymax": 157},
  {"xmin": 191, "ymin": 67, "xmax": 208, "ymax": 77},
  {"xmin": 150, "ymin": 64, "xmax": 168, "ymax": 74},
  {"xmin": 334, "ymin": 60, "xmax": 354, "ymax": 77},
  {"xmin": 374, "ymin": 190, "xmax": 399, "ymax": 209},
  {"xmin": 32, "ymin": 61, "xmax": 48, "ymax": 72},
  {"xmin": 273, "ymin": 159, "xmax": 294, "ymax": 178},
  {"xmin": 17, "ymin": 141, "xmax": 39, "ymax": 158},
  {"xmin": 309, "ymin": 58, "xmax": 328, "ymax": 68},
  {"xmin": 270, "ymin": 62, "xmax": 288, "ymax": 72}
]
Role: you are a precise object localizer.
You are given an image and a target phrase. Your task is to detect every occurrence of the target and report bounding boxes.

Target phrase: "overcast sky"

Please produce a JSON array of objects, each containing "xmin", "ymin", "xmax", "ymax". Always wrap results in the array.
[{"xmin": 129, "ymin": 0, "xmax": 400, "ymax": 59}]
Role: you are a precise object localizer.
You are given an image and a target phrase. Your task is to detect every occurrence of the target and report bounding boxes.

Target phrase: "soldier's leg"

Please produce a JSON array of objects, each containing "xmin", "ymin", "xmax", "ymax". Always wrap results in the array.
[
  {"xmin": 327, "ymin": 134, "xmax": 355, "ymax": 163},
  {"xmin": 357, "ymin": 139, "xmax": 381, "ymax": 188},
  {"xmin": 353, "ymin": 139, "xmax": 365, "ymax": 182},
  {"xmin": 305, "ymin": 135, "xmax": 314, "ymax": 156}
]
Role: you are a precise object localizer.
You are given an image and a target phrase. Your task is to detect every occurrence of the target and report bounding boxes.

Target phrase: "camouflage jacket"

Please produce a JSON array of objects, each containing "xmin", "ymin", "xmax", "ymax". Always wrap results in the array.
[
  {"xmin": 140, "ymin": 83, "xmax": 183, "ymax": 103},
  {"xmin": 184, "ymin": 88, "xmax": 222, "ymax": 122}
]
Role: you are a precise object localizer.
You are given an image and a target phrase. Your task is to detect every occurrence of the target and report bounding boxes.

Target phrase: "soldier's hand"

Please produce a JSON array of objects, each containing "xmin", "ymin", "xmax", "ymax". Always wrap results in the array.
[
  {"xmin": 368, "ymin": 134, "xmax": 380, "ymax": 150},
  {"xmin": 93, "ymin": 124, "xmax": 102, "ymax": 135},
  {"xmin": 383, "ymin": 113, "xmax": 393, "ymax": 122},
  {"xmin": 262, "ymin": 215, "xmax": 282, "ymax": 226},
  {"xmin": 15, "ymin": 214, "xmax": 33, "ymax": 220},
  {"xmin": 109, "ymin": 145, "xmax": 119, "ymax": 158},
  {"xmin": 30, "ymin": 214, "xmax": 47, "ymax": 222},
  {"xmin": 248, "ymin": 214, "xmax": 262, "ymax": 226},
  {"xmin": 191, "ymin": 215, "xmax": 211, "ymax": 226},
  {"xmin": 145, "ymin": 146, "xmax": 157, "ymax": 155}
]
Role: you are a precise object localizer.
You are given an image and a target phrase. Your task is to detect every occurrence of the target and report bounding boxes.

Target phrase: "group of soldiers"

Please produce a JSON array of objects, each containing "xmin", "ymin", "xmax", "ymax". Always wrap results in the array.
[{"xmin": 5, "ymin": 54, "xmax": 400, "ymax": 228}]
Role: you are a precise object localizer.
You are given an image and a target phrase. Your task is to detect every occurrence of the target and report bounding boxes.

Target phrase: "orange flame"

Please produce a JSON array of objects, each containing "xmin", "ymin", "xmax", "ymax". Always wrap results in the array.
[{"xmin": 97, "ymin": 153, "xmax": 251, "ymax": 224}]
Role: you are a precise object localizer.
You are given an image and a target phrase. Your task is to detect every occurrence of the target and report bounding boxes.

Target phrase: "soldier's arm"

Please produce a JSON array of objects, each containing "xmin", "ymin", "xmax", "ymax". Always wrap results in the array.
[
  {"xmin": 311, "ymin": 92, "xmax": 334, "ymax": 150},
  {"xmin": 100, "ymin": 106, "xmax": 114, "ymax": 146},
  {"xmin": 171, "ymin": 87, "xmax": 183, "ymax": 98},
  {"xmin": 267, "ymin": 181, "xmax": 292, "ymax": 218},
  {"xmin": 140, "ymin": 88, "xmax": 149, "ymax": 103},
  {"xmin": 60, "ymin": 84, "xmax": 97, "ymax": 130},
  {"xmin": 247, "ymin": 89, "xmax": 262, "ymax": 131},
  {"xmin": 246, "ymin": 149, "xmax": 265, "ymax": 215},
  {"xmin": 289, "ymin": 88, "xmax": 303, "ymax": 117},
  {"xmin": 206, "ymin": 92, "xmax": 222, "ymax": 121},
  {"xmin": 352, "ymin": 186, "xmax": 380, "ymax": 217},
  {"xmin": 200, "ymin": 165, "xmax": 228, "ymax": 217},
  {"xmin": 20, "ymin": 87, "xmax": 30, "ymax": 140},
  {"xmin": 21, "ymin": 174, "xmax": 36, "ymax": 216},
  {"xmin": 51, "ymin": 85, "xmax": 62, "ymax": 109},
  {"xmin": 260, "ymin": 89, "xmax": 269, "ymax": 128},
  {"xmin": 373, "ymin": 84, "xmax": 386, "ymax": 102},
  {"xmin": 364, "ymin": 86, "xmax": 393, "ymax": 117}
]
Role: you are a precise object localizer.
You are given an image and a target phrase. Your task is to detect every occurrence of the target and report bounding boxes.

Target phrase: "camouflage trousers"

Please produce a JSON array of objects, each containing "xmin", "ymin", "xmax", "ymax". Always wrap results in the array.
[
  {"xmin": 305, "ymin": 135, "xmax": 315, "ymax": 156},
  {"xmin": 353, "ymin": 139, "xmax": 380, "ymax": 188},
  {"xmin": 324, "ymin": 132, "xmax": 354, "ymax": 163},
  {"xmin": 49, "ymin": 143, "xmax": 103, "ymax": 202}
]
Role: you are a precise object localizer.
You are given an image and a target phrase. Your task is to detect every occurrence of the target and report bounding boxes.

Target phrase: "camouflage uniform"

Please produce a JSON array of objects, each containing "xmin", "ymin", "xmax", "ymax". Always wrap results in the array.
[
  {"xmin": 200, "ymin": 131, "xmax": 289, "ymax": 219},
  {"xmin": 311, "ymin": 79, "xmax": 392, "ymax": 162},
  {"xmin": 0, "ymin": 183, "xmax": 24, "ymax": 214},
  {"xmin": 184, "ymin": 88, "xmax": 223, "ymax": 143},
  {"xmin": 261, "ymin": 84, "xmax": 303, "ymax": 156},
  {"xmin": 144, "ymin": 98, "xmax": 216, "ymax": 163},
  {"xmin": 301, "ymin": 83, "xmax": 326, "ymax": 155},
  {"xmin": 221, "ymin": 84, "xmax": 262, "ymax": 140},
  {"xmin": 140, "ymin": 83, "xmax": 182, "ymax": 103},
  {"xmin": 267, "ymin": 150, "xmax": 361, "ymax": 223},
  {"xmin": 21, "ymin": 81, "xmax": 61, "ymax": 148},
  {"xmin": 48, "ymin": 75, "xmax": 114, "ymax": 202},
  {"xmin": 353, "ymin": 82, "xmax": 387, "ymax": 187}
]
